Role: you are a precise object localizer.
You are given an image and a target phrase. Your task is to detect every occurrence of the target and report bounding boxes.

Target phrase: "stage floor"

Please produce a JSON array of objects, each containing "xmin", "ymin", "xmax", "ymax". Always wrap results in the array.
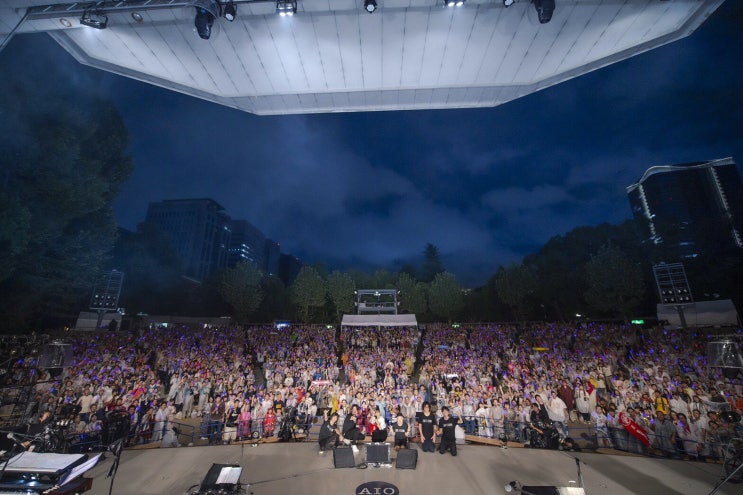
[{"xmin": 82, "ymin": 442, "xmax": 736, "ymax": 495}]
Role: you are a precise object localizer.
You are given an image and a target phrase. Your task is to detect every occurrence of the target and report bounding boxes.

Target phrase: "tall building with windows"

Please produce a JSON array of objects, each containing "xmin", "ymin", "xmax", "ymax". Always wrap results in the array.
[
  {"xmin": 228, "ymin": 220, "xmax": 266, "ymax": 270},
  {"xmin": 264, "ymin": 239, "xmax": 281, "ymax": 277},
  {"xmin": 627, "ymin": 157, "xmax": 743, "ymax": 257},
  {"xmin": 145, "ymin": 199, "xmax": 231, "ymax": 282}
]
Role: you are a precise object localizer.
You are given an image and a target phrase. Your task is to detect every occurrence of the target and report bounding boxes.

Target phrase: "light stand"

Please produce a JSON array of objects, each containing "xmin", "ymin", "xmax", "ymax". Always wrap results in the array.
[{"xmin": 106, "ymin": 438, "xmax": 124, "ymax": 495}]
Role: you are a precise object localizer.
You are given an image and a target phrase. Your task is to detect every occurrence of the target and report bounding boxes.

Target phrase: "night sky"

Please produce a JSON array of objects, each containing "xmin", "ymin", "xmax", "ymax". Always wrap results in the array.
[{"xmin": 2, "ymin": 1, "xmax": 742, "ymax": 287}]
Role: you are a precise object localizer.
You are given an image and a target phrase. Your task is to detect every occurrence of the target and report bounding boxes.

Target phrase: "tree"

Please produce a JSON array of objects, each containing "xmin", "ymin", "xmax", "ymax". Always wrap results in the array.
[
  {"xmin": 0, "ymin": 67, "xmax": 133, "ymax": 330},
  {"xmin": 289, "ymin": 266, "xmax": 326, "ymax": 322},
  {"xmin": 524, "ymin": 221, "xmax": 645, "ymax": 320},
  {"xmin": 255, "ymin": 275, "xmax": 289, "ymax": 321},
  {"xmin": 396, "ymin": 273, "xmax": 428, "ymax": 315},
  {"xmin": 493, "ymin": 263, "xmax": 537, "ymax": 321},
  {"xmin": 109, "ymin": 225, "xmax": 185, "ymax": 315},
  {"xmin": 327, "ymin": 270, "xmax": 356, "ymax": 322},
  {"xmin": 584, "ymin": 244, "xmax": 645, "ymax": 321},
  {"xmin": 420, "ymin": 243, "xmax": 444, "ymax": 283},
  {"xmin": 219, "ymin": 262, "xmax": 264, "ymax": 323},
  {"xmin": 370, "ymin": 268, "xmax": 396, "ymax": 289},
  {"xmin": 428, "ymin": 272, "xmax": 464, "ymax": 322},
  {"xmin": 397, "ymin": 263, "xmax": 418, "ymax": 281}
]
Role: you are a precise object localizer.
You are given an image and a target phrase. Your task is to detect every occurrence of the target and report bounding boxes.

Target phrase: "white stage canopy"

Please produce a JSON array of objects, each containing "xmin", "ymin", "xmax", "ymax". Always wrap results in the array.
[{"xmin": 341, "ymin": 314, "xmax": 417, "ymax": 327}]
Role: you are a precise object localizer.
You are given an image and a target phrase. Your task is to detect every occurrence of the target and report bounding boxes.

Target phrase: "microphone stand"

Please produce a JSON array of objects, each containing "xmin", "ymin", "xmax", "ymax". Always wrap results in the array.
[
  {"xmin": 106, "ymin": 438, "xmax": 124, "ymax": 495},
  {"xmin": 709, "ymin": 461, "xmax": 743, "ymax": 495},
  {"xmin": 0, "ymin": 440, "xmax": 21, "ymax": 485}
]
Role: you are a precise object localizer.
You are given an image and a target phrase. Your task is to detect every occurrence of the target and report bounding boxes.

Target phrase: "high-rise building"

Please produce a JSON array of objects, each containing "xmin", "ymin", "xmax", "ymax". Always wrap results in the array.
[
  {"xmin": 228, "ymin": 220, "xmax": 266, "ymax": 270},
  {"xmin": 145, "ymin": 199, "xmax": 231, "ymax": 282},
  {"xmin": 627, "ymin": 157, "xmax": 743, "ymax": 258},
  {"xmin": 279, "ymin": 254, "xmax": 303, "ymax": 286},
  {"xmin": 264, "ymin": 239, "xmax": 281, "ymax": 277}
]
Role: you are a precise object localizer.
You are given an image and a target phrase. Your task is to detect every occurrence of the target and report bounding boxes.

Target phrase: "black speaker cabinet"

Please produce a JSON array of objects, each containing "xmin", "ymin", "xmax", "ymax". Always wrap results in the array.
[
  {"xmin": 366, "ymin": 443, "xmax": 390, "ymax": 464},
  {"xmin": 395, "ymin": 448, "xmax": 418, "ymax": 469},
  {"xmin": 521, "ymin": 488, "xmax": 585, "ymax": 495},
  {"xmin": 333, "ymin": 447, "xmax": 355, "ymax": 468}
]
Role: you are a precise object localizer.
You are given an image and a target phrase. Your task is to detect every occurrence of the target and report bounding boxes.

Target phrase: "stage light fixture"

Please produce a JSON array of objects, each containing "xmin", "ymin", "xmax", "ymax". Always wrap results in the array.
[
  {"xmin": 504, "ymin": 481, "xmax": 519, "ymax": 493},
  {"xmin": 193, "ymin": 0, "xmax": 220, "ymax": 39},
  {"xmin": 224, "ymin": 1, "xmax": 237, "ymax": 21},
  {"xmin": 59, "ymin": 18, "xmax": 72, "ymax": 27},
  {"xmin": 445, "ymin": 0, "xmax": 465, "ymax": 6},
  {"xmin": 503, "ymin": 0, "xmax": 515, "ymax": 6},
  {"xmin": 533, "ymin": 0, "xmax": 555, "ymax": 24},
  {"xmin": 131, "ymin": 12, "xmax": 143, "ymax": 23},
  {"xmin": 80, "ymin": 9, "xmax": 108, "ymax": 29},
  {"xmin": 364, "ymin": 0, "xmax": 377, "ymax": 13},
  {"xmin": 277, "ymin": 0, "xmax": 297, "ymax": 16}
]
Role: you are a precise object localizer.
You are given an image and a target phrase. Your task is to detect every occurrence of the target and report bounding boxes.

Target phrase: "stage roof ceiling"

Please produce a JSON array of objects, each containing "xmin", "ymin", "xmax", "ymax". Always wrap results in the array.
[{"xmin": 0, "ymin": 0, "xmax": 724, "ymax": 115}]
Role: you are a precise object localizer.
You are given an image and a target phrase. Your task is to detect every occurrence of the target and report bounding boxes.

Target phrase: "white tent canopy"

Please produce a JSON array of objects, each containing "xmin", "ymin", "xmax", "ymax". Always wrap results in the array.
[{"xmin": 341, "ymin": 314, "xmax": 417, "ymax": 327}]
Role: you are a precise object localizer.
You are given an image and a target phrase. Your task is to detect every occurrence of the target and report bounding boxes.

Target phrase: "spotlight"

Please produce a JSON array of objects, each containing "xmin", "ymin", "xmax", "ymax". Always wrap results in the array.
[
  {"xmin": 277, "ymin": 0, "xmax": 297, "ymax": 16},
  {"xmin": 445, "ymin": 0, "xmax": 464, "ymax": 6},
  {"xmin": 533, "ymin": 0, "xmax": 555, "ymax": 24},
  {"xmin": 223, "ymin": 1, "xmax": 237, "ymax": 21},
  {"xmin": 80, "ymin": 9, "xmax": 108, "ymax": 29},
  {"xmin": 59, "ymin": 18, "xmax": 72, "ymax": 27},
  {"xmin": 503, "ymin": 0, "xmax": 515, "ymax": 6},
  {"xmin": 364, "ymin": 0, "xmax": 377, "ymax": 13},
  {"xmin": 131, "ymin": 12, "xmax": 143, "ymax": 23},
  {"xmin": 192, "ymin": 0, "xmax": 219, "ymax": 39},
  {"xmin": 504, "ymin": 481, "xmax": 520, "ymax": 493}
]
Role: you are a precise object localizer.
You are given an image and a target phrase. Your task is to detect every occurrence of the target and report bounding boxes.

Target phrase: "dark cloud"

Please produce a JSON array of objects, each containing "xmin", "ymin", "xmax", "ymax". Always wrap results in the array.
[{"xmin": 1, "ymin": 2, "xmax": 742, "ymax": 287}]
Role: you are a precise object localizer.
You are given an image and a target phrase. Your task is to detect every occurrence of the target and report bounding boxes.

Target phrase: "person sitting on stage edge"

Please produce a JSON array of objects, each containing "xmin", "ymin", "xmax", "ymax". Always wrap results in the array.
[
  {"xmin": 318, "ymin": 411, "xmax": 343, "ymax": 453},
  {"xmin": 342, "ymin": 404, "xmax": 366, "ymax": 445},
  {"xmin": 418, "ymin": 401, "xmax": 437, "ymax": 453},
  {"xmin": 438, "ymin": 406, "xmax": 462, "ymax": 456},
  {"xmin": 370, "ymin": 406, "xmax": 388, "ymax": 443},
  {"xmin": 392, "ymin": 414, "xmax": 408, "ymax": 450}
]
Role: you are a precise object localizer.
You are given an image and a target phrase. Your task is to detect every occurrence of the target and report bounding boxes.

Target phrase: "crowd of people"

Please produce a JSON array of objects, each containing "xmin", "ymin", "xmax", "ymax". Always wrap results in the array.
[{"xmin": 1, "ymin": 321, "xmax": 741, "ymax": 461}]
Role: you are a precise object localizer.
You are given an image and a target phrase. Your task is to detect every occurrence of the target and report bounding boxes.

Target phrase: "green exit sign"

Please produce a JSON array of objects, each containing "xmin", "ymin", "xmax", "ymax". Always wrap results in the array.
[{"xmin": 631, "ymin": 319, "xmax": 645, "ymax": 325}]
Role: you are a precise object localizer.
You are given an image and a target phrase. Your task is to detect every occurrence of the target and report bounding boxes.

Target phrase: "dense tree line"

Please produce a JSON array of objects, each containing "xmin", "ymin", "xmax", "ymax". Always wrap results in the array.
[
  {"xmin": 0, "ymin": 47, "xmax": 133, "ymax": 332},
  {"xmin": 107, "ymin": 230, "xmax": 743, "ymax": 325}
]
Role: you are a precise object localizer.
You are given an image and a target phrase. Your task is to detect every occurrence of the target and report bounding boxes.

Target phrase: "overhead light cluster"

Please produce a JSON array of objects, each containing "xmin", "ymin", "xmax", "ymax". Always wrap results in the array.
[
  {"xmin": 277, "ymin": 0, "xmax": 297, "ymax": 16},
  {"xmin": 192, "ymin": 0, "xmax": 238, "ymax": 40},
  {"xmin": 224, "ymin": 1, "xmax": 237, "ymax": 21},
  {"xmin": 533, "ymin": 0, "xmax": 555, "ymax": 24},
  {"xmin": 80, "ymin": 8, "xmax": 108, "ymax": 29},
  {"xmin": 193, "ymin": 0, "xmax": 219, "ymax": 39},
  {"xmin": 445, "ymin": 0, "xmax": 465, "ymax": 7}
]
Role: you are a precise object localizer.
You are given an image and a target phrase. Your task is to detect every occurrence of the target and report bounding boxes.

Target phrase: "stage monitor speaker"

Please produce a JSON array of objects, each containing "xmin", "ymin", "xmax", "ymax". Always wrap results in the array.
[
  {"xmin": 395, "ymin": 448, "xmax": 417, "ymax": 469},
  {"xmin": 333, "ymin": 447, "xmax": 355, "ymax": 468},
  {"xmin": 199, "ymin": 463, "xmax": 242, "ymax": 493},
  {"xmin": 521, "ymin": 487, "xmax": 585, "ymax": 495},
  {"xmin": 366, "ymin": 443, "xmax": 390, "ymax": 464}
]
